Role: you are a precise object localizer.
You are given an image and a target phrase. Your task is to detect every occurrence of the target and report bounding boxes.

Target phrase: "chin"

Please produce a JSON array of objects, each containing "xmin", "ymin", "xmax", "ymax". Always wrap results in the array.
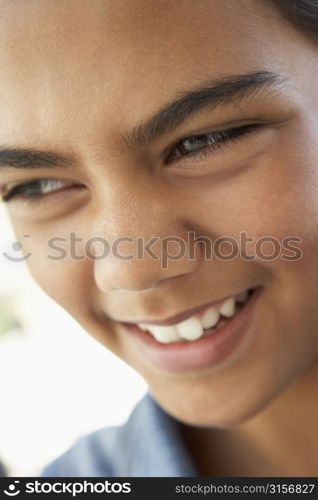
[{"xmin": 148, "ymin": 375, "xmax": 290, "ymax": 429}]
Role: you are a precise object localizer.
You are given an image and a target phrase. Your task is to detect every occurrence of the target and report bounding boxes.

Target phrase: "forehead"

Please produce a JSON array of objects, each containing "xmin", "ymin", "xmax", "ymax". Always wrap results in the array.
[{"xmin": 0, "ymin": 0, "xmax": 295, "ymax": 149}]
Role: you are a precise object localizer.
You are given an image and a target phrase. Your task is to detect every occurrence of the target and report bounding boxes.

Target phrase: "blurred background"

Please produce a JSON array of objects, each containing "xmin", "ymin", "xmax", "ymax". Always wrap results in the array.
[{"xmin": 0, "ymin": 204, "xmax": 147, "ymax": 476}]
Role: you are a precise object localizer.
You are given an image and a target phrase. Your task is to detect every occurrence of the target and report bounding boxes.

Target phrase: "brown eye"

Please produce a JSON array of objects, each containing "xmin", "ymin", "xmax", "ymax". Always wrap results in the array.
[
  {"xmin": 177, "ymin": 134, "xmax": 223, "ymax": 154},
  {"xmin": 2, "ymin": 179, "xmax": 75, "ymax": 202},
  {"xmin": 167, "ymin": 124, "xmax": 259, "ymax": 163}
]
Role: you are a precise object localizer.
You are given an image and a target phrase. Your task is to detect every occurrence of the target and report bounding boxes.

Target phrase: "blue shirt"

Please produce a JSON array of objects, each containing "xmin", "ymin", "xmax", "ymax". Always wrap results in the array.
[{"xmin": 41, "ymin": 393, "xmax": 198, "ymax": 477}]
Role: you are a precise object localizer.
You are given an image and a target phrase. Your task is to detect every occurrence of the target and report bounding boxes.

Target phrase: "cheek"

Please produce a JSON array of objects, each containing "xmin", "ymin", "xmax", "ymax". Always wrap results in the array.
[
  {"xmin": 23, "ymin": 245, "xmax": 124, "ymax": 355},
  {"xmin": 194, "ymin": 124, "xmax": 318, "ymax": 253},
  {"xmin": 245, "ymin": 125, "xmax": 318, "ymax": 287},
  {"xmin": 249, "ymin": 121, "xmax": 318, "ymax": 241},
  {"xmin": 30, "ymin": 253, "xmax": 94, "ymax": 317},
  {"xmin": 8, "ymin": 220, "xmax": 96, "ymax": 317}
]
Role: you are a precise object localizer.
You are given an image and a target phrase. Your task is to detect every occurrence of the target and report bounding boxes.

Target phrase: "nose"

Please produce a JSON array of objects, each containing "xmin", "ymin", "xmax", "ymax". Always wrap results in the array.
[{"xmin": 90, "ymin": 190, "xmax": 198, "ymax": 293}]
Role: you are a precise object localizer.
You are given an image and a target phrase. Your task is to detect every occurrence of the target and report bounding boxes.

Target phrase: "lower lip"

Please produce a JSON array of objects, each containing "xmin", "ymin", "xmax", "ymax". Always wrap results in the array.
[{"xmin": 121, "ymin": 288, "xmax": 261, "ymax": 373}]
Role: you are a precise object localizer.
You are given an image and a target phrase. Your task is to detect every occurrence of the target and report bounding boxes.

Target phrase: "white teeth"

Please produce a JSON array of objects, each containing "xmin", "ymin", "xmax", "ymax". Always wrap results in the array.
[
  {"xmin": 201, "ymin": 307, "xmax": 220, "ymax": 329},
  {"xmin": 138, "ymin": 292, "xmax": 248, "ymax": 343},
  {"xmin": 235, "ymin": 290, "xmax": 248, "ymax": 303},
  {"xmin": 220, "ymin": 297, "xmax": 236, "ymax": 318},
  {"xmin": 176, "ymin": 317, "xmax": 203, "ymax": 341},
  {"xmin": 146, "ymin": 325, "xmax": 180, "ymax": 344},
  {"xmin": 139, "ymin": 324, "xmax": 149, "ymax": 331}
]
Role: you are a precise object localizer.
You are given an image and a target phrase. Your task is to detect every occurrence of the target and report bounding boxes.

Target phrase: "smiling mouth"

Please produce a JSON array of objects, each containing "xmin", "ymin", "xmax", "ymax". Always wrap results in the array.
[{"xmin": 130, "ymin": 288, "xmax": 256, "ymax": 344}]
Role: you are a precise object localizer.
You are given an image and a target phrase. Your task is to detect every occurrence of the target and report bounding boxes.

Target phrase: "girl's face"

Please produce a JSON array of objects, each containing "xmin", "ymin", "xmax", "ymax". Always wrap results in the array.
[{"xmin": 1, "ymin": 0, "xmax": 318, "ymax": 427}]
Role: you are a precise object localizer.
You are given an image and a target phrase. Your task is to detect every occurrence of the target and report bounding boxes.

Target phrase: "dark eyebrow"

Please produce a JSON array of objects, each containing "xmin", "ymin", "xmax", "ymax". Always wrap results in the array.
[
  {"xmin": 125, "ymin": 71, "xmax": 288, "ymax": 149},
  {"xmin": 0, "ymin": 71, "xmax": 288, "ymax": 170},
  {"xmin": 0, "ymin": 148, "xmax": 74, "ymax": 170}
]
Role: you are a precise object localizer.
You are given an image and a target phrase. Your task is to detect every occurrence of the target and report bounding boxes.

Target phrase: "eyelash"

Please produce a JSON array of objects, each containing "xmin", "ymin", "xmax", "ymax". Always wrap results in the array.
[
  {"xmin": 1, "ymin": 124, "xmax": 259, "ymax": 203},
  {"xmin": 166, "ymin": 124, "xmax": 259, "ymax": 164},
  {"xmin": 1, "ymin": 179, "xmax": 73, "ymax": 203}
]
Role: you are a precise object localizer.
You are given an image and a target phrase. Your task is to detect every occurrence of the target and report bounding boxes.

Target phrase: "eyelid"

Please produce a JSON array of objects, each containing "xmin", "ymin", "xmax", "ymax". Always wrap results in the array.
[
  {"xmin": 164, "ymin": 122, "xmax": 264, "ymax": 165},
  {"xmin": 1, "ymin": 178, "xmax": 78, "ymax": 203},
  {"xmin": 162, "ymin": 119, "xmax": 268, "ymax": 161}
]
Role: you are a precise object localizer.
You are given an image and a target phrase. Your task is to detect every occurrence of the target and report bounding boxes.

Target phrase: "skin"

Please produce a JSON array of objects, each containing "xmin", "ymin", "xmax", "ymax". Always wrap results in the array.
[{"xmin": 1, "ymin": 0, "xmax": 318, "ymax": 475}]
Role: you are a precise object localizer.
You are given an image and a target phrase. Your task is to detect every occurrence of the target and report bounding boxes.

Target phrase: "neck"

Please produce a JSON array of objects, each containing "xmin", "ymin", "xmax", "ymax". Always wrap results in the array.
[{"xmin": 181, "ymin": 361, "xmax": 318, "ymax": 477}]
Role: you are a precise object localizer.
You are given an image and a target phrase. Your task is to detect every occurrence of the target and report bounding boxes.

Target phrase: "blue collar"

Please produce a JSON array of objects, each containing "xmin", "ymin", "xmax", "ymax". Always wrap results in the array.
[{"xmin": 116, "ymin": 393, "xmax": 198, "ymax": 476}]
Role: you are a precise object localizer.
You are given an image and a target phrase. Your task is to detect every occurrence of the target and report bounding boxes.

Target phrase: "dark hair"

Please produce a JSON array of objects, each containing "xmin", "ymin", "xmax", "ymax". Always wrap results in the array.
[{"xmin": 274, "ymin": 0, "xmax": 318, "ymax": 40}]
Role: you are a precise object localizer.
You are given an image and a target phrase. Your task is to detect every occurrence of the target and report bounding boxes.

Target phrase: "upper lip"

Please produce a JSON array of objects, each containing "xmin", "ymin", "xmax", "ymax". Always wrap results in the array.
[{"xmin": 119, "ymin": 290, "xmax": 249, "ymax": 327}]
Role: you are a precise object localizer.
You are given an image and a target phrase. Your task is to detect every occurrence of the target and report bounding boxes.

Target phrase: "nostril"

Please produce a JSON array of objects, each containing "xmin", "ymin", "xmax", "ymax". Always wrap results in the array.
[
  {"xmin": 136, "ymin": 285, "xmax": 156, "ymax": 293},
  {"xmin": 93, "ymin": 248, "xmax": 195, "ymax": 293},
  {"xmin": 96, "ymin": 272, "xmax": 188, "ymax": 293},
  {"xmin": 114, "ymin": 284, "xmax": 157, "ymax": 293}
]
